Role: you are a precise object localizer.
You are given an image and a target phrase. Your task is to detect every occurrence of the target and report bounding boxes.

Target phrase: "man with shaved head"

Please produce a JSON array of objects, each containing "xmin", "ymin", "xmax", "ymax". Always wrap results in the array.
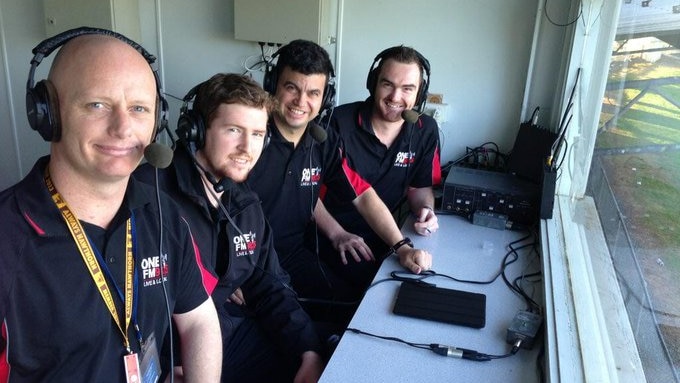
[{"xmin": 0, "ymin": 28, "xmax": 221, "ymax": 382}]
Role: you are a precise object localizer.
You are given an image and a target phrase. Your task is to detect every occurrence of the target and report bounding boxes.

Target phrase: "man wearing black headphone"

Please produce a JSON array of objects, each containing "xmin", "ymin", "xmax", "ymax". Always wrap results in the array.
[
  {"xmin": 316, "ymin": 45, "xmax": 442, "ymax": 292},
  {"xmin": 135, "ymin": 73, "xmax": 325, "ymax": 382},
  {"xmin": 1, "ymin": 28, "xmax": 221, "ymax": 382},
  {"xmin": 248, "ymin": 40, "xmax": 432, "ymax": 312}
]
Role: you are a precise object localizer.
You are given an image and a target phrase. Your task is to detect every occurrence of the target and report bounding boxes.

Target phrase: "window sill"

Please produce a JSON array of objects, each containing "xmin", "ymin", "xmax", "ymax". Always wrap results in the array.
[{"xmin": 541, "ymin": 195, "xmax": 645, "ymax": 382}]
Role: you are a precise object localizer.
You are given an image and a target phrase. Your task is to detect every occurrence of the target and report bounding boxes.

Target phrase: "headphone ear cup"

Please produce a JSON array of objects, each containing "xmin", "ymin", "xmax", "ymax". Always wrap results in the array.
[
  {"xmin": 322, "ymin": 82, "xmax": 336, "ymax": 112},
  {"xmin": 415, "ymin": 78, "xmax": 429, "ymax": 110},
  {"xmin": 263, "ymin": 63, "xmax": 278, "ymax": 95},
  {"xmin": 263, "ymin": 130, "xmax": 271, "ymax": 150},
  {"xmin": 415, "ymin": 52, "xmax": 431, "ymax": 111},
  {"xmin": 26, "ymin": 79, "xmax": 60, "ymax": 142},
  {"xmin": 366, "ymin": 67, "xmax": 378, "ymax": 98},
  {"xmin": 176, "ymin": 109, "xmax": 205, "ymax": 150}
]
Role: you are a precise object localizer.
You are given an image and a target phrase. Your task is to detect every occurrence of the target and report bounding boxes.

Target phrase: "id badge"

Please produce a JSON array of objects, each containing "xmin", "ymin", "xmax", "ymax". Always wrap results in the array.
[
  {"xmin": 123, "ymin": 353, "xmax": 141, "ymax": 383},
  {"xmin": 140, "ymin": 332, "xmax": 161, "ymax": 383}
]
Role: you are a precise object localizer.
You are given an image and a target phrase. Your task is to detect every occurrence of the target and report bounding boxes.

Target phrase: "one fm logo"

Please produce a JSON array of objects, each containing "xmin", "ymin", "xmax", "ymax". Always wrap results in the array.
[
  {"xmin": 300, "ymin": 167, "xmax": 322, "ymax": 187},
  {"xmin": 233, "ymin": 232, "xmax": 257, "ymax": 257},
  {"xmin": 394, "ymin": 151, "xmax": 415, "ymax": 167},
  {"xmin": 141, "ymin": 254, "xmax": 169, "ymax": 287}
]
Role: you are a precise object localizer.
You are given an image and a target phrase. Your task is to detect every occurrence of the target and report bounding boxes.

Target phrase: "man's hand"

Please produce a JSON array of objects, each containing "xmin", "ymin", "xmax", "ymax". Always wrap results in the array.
[
  {"xmin": 227, "ymin": 287, "xmax": 245, "ymax": 305},
  {"xmin": 294, "ymin": 351, "xmax": 324, "ymax": 383},
  {"xmin": 331, "ymin": 231, "xmax": 374, "ymax": 264},
  {"xmin": 397, "ymin": 246, "xmax": 432, "ymax": 274},
  {"xmin": 413, "ymin": 206, "xmax": 438, "ymax": 236}
]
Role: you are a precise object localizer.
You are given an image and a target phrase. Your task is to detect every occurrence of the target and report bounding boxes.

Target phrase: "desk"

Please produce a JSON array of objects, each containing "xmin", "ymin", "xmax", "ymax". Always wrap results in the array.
[{"xmin": 319, "ymin": 214, "xmax": 542, "ymax": 383}]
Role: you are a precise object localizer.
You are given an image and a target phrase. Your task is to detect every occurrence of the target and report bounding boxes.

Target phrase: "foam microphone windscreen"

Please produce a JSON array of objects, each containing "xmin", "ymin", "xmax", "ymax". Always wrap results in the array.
[
  {"xmin": 401, "ymin": 109, "xmax": 420, "ymax": 124},
  {"xmin": 308, "ymin": 121, "xmax": 327, "ymax": 143},
  {"xmin": 144, "ymin": 142, "xmax": 173, "ymax": 169}
]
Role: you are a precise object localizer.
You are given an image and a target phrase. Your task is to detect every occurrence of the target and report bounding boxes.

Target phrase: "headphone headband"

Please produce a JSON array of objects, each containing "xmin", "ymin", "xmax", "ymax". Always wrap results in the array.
[
  {"xmin": 175, "ymin": 79, "xmax": 272, "ymax": 151},
  {"xmin": 30, "ymin": 27, "xmax": 157, "ymax": 67},
  {"xmin": 26, "ymin": 26, "xmax": 168, "ymax": 142},
  {"xmin": 263, "ymin": 42, "xmax": 336, "ymax": 113},
  {"xmin": 366, "ymin": 46, "xmax": 431, "ymax": 111}
]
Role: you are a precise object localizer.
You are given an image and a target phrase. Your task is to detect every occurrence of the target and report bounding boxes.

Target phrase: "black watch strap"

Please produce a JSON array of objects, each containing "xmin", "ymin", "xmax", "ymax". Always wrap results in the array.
[{"xmin": 390, "ymin": 237, "xmax": 414, "ymax": 255}]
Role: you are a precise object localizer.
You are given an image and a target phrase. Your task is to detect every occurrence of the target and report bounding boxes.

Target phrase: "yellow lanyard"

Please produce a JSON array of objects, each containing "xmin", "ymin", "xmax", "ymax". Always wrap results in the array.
[{"xmin": 45, "ymin": 170, "xmax": 135, "ymax": 352}]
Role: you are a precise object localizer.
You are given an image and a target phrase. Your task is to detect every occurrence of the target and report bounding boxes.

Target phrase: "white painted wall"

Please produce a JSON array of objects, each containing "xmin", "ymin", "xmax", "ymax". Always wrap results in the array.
[{"xmin": 0, "ymin": 0, "xmax": 571, "ymax": 190}]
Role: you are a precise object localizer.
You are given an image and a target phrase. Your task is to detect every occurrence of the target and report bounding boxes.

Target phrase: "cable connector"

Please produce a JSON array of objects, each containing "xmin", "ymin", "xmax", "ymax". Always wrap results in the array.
[
  {"xmin": 506, "ymin": 310, "xmax": 542, "ymax": 350},
  {"xmin": 430, "ymin": 344, "xmax": 491, "ymax": 362}
]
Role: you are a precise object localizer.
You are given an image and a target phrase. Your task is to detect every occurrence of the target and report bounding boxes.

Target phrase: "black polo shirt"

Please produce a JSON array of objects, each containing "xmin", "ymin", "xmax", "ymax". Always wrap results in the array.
[
  {"xmin": 323, "ymin": 100, "xmax": 442, "ymax": 237},
  {"xmin": 135, "ymin": 147, "xmax": 321, "ymax": 356},
  {"xmin": 0, "ymin": 156, "xmax": 210, "ymax": 382},
  {"xmin": 248, "ymin": 121, "xmax": 370, "ymax": 262}
]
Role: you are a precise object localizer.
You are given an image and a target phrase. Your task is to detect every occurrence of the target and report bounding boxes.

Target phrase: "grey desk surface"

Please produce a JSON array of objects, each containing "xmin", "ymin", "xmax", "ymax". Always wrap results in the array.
[{"xmin": 319, "ymin": 214, "xmax": 542, "ymax": 383}]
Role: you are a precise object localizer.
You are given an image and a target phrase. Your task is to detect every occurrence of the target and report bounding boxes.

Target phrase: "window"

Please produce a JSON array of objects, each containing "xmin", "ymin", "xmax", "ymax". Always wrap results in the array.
[{"xmin": 587, "ymin": 2, "xmax": 680, "ymax": 381}]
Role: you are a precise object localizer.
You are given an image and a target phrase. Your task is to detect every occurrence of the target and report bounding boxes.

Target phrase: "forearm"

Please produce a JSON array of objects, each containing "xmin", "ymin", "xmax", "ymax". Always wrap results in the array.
[
  {"xmin": 295, "ymin": 351, "xmax": 324, "ymax": 383},
  {"xmin": 355, "ymin": 188, "xmax": 433, "ymax": 273},
  {"xmin": 353, "ymin": 188, "xmax": 404, "ymax": 247},
  {"xmin": 313, "ymin": 199, "xmax": 345, "ymax": 241},
  {"xmin": 174, "ymin": 299, "xmax": 222, "ymax": 383},
  {"xmin": 407, "ymin": 186, "xmax": 435, "ymax": 214}
]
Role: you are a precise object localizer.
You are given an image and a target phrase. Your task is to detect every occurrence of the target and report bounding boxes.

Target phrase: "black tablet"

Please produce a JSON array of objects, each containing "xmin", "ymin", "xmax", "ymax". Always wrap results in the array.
[{"xmin": 393, "ymin": 282, "xmax": 486, "ymax": 328}]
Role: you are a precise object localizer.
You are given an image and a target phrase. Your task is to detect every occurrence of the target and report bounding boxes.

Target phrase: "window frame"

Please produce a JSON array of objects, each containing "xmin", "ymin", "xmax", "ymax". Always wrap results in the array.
[{"xmin": 537, "ymin": 1, "xmax": 652, "ymax": 381}]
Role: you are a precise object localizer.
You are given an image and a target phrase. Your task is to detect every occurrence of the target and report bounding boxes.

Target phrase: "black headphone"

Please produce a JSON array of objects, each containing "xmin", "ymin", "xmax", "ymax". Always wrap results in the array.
[
  {"xmin": 176, "ymin": 81, "xmax": 271, "ymax": 151},
  {"xmin": 366, "ymin": 46, "xmax": 431, "ymax": 112},
  {"xmin": 26, "ymin": 26, "xmax": 168, "ymax": 142},
  {"xmin": 176, "ymin": 82, "xmax": 207, "ymax": 150},
  {"xmin": 263, "ymin": 46, "xmax": 337, "ymax": 113}
]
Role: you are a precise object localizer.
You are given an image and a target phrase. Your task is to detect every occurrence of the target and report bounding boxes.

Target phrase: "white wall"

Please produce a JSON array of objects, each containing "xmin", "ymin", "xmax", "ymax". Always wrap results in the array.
[
  {"xmin": 0, "ymin": 0, "xmax": 569, "ymax": 190},
  {"xmin": 0, "ymin": 0, "xmax": 51, "ymax": 189},
  {"xmin": 337, "ymin": 0, "xmax": 541, "ymax": 165}
]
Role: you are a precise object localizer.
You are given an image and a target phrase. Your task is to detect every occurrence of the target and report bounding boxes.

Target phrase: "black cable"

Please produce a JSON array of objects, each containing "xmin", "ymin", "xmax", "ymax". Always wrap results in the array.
[
  {"xmin": 201, "ymin": 173, "xmax": 299, "ymax": 295},
  {"xmin": 347, "ymin": 232, "xmax": 542, "ymax": 364},
  {"xmin": 544, "ymin": 0, "xmax": 582, "ymax": 27},
  {"xmin": 345, "ymin": 327, "xmax": 431, "ymax": 351},
  {"xmin": 501, "ymin": 230, "xmax": 542, "ymax": 312},
  {"xmin": 241, "ymin": 42, "xmax": 271, "ymax": 76},
  {"xmin": 201, "ymin": 164, "xmax": 363, "ymax": 310},
  {"xmin": 369, "ymin": 231, "xmax": 539, "ymax": 295},
  {"xmin": 365, "ymin": 242, "xmax": 545, "ymax": 320},
  {"xmin": 554, "ymin": 139, "xmax": 569, "ymax": 171},
  {"xmin": 308, "ymin": 134, "xmax": 334, "ymax": 296},
  {"xmin": 536, "ymin": 341, "xmax": 546, "ymax": 383},
  {"xmin": 404, "ymin": 232, "xmax": 542, "ymax": 313},
  {"xmin": 163, "ymin": 92, "xmax": 184, "ymax": 102},
  {"xmin": 153, "ymin": 167, "xmax": 174, "ymax": 383},
  {"xmin": 297, "ymin": 296, "xmax": 361, "ymax": 306},
  {"xmin": 447, "ymin": 141, "xmax": 509, "ymax": 172},
  {"xmin": 346, "ymin": 327, "xmax": 521, "ymax": 362},
  {"xmin": 550, "ymin": 68, "xmax": 581, "ymax": 170}
]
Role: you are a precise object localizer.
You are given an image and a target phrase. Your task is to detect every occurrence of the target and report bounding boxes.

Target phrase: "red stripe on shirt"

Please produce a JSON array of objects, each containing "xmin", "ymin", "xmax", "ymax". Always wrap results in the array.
[
  {"xmin": 22, "ymin": 212, "xmax": 45, "ymax": 236},
  {"xmin": 319, "ymin": 183, "xmax": 328, "ymax": 201},
  {"xmin": 183, "ymin": 217, "xmax": 218, "ymax": 295},
  {"xmin": 432, "ymin": 147, "xmax": 442, "ymax": 185},
  {"xmin": 1, "ymin": 321, "xmax": 9, "ymax": 382},
  {"xmin": 340, "ymin": 154, "xmax": 371, "ymax": 196}
]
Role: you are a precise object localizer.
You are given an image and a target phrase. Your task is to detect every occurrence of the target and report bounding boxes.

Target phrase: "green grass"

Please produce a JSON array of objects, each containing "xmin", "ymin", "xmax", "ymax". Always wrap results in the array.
[{"xmin": 596, "ymin": 53, "xmax": 680, "ymax": 250}]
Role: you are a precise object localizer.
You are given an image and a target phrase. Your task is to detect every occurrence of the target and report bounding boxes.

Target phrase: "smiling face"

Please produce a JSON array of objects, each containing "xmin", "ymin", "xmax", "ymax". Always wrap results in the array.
[
  {"xmin": 49, "ymin": 35, "xmax": 158, "ymax": 184},
  {"xmin": 372, "ymin": 59, "xmax": 422, "ymax": 123},
  {"xmin": 196, "ymin": 103, "xmax": 269, "ymax": 183},
  {"xmin": 272, "ymin": 66, "xmax": 327, "ymax": 133}
]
